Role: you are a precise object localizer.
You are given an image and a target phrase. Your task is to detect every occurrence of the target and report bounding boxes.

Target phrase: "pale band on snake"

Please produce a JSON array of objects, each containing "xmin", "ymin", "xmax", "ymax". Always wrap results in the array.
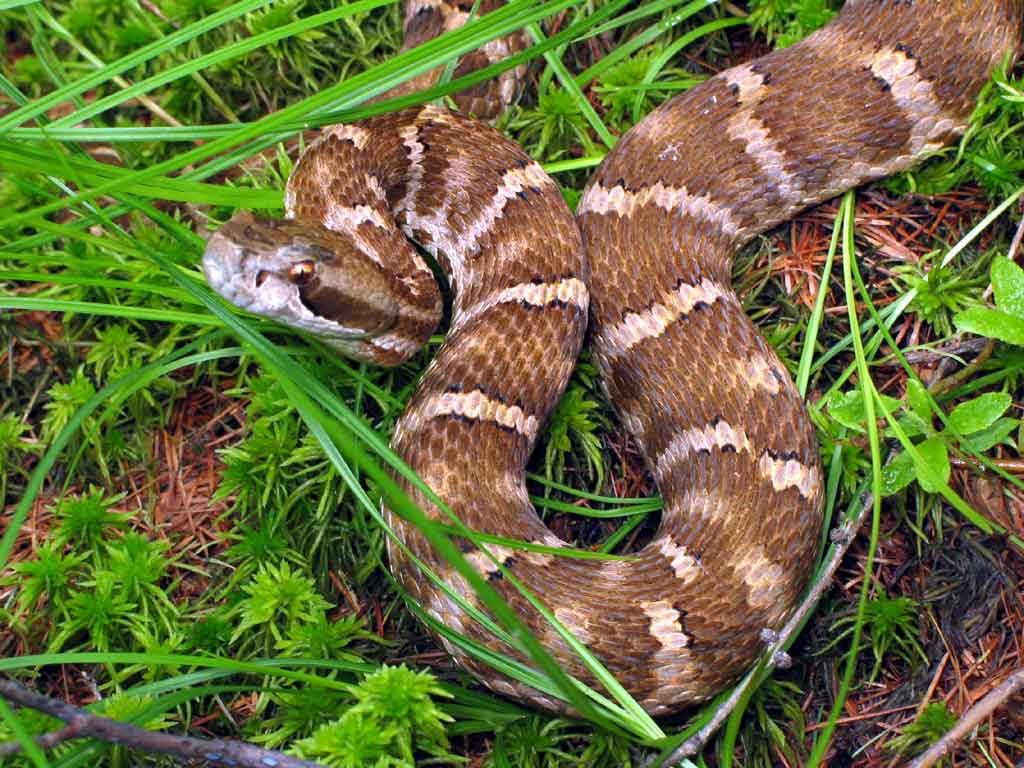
[{"xmin": 202, "ymin": 0, "xmax": 1023, "ymax": 716}]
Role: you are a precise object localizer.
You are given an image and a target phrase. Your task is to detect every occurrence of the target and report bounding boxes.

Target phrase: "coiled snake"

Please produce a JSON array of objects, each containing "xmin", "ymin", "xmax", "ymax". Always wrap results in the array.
[{"xmin": 203, "ymin": 1, "xmax": 1023, "ymax": 715}]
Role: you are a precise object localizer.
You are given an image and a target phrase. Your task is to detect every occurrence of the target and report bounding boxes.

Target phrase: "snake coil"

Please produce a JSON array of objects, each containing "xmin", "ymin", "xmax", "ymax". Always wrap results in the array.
[{"xmin": 203, "ymin": 0, "xmax": 1023, "ymax": 715}]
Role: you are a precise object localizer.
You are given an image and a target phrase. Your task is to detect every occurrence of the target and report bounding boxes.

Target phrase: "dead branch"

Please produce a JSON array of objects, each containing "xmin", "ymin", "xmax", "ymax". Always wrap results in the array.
[
  {"xmin": 0, "ymin": 676, "xmax": 325, "ymax": 767},
  {"xmin": 907, "ymin": 667, "xmax": 1024, "ymax": 768}
]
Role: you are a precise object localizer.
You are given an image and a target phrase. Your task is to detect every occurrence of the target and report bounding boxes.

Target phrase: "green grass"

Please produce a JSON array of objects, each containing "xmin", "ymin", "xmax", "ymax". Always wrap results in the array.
[{"xmin": 2, "ymin": 0, "xmax": 1024, "ymax": 765}]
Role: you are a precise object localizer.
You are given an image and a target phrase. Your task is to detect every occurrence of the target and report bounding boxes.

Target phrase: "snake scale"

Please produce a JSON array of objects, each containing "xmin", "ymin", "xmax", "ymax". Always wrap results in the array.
[{"xmin": 203, "ymin": 1, "xmax": 1023, "ymax": 715}]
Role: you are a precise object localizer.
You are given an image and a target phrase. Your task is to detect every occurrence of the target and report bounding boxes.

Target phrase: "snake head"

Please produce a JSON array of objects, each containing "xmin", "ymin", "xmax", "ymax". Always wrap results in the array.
[{"xmin": 203, "ymin": 210, "xmax": 405, "ymax": 351}]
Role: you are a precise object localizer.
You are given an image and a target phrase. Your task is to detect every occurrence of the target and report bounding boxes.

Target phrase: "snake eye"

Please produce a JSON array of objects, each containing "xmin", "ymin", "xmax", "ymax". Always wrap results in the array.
[{"xmin": 287, "ymin": 261, "xmax": 317, "ymax": 286}]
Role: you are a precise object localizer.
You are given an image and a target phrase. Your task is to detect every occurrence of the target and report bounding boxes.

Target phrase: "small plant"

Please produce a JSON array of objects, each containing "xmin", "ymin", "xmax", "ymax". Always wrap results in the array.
[
  {"xmin": 896, "ymin": 252, "xmax": 987, "ymax": 337},
  {"xmin": 275, "ymin": 613, "xmax": 382, "ymax": 661},
  {"xmin": 0, "ymin": 414, "xmax": 39, "ymax": 497},
  {"xmin": 231, "ymin": 560, "xmax": 332, "ymax": 653},
  {"xmin": 91, "ymin": 693, "xmax": 178, "ymax": 767},
  {"xmin": 347, "ymin": 665, "xmax": 453, "ymax": 762},
  {"xmin": 488, "ymin": 715, "xmax": 582, "ymax": 768},
  {"xmin": 883, "ymin": 384, "xmax": 1017, "ymax": 496},
  {"xmin": 963, "ymin": 68, "xmax": 1024, "ymax": 197},
  {"xmin": 48, "ymin": 569, "xmax": 141, "ymax": 652},
  {"xmin": 508, "ymin": 86, "xmax": 598, "ymax": 162},
  {"xmin": 124, "ymin": 625, "xmax": 189, "ymax": 682},
  {"xmin": 223, "ymin": 520, "xmax": 303, "ymax": 580},
  {"xmin": 747, "ymin": 0, "xmax": 839, "ymax": 47},
  {"xmin": 886, "ymin": 701, "xmax": 958, "ymax": 757},
  {"xmin": 252, "ymin": 687, "xmax": 353, "ymax": 750},
  {"xmin": 86, "ymin": 324, "xmax": 150, "ymax": 383},
  {"xmin": 595, "ymin": 46, "xmax": 688, "ymax": 129},
  {"xmin": 825, "ymin": 588, "xmax": 928, "ymax": 681},
  {"xmin": 214, "ymin": 375, "xmax": 306, "ymax": 516},
  {"xmin": 543, "ymin": 380, "xmax": 606, "ymax": 491},
  {"xmin": 292, "ymin": 712, "xmax": 403, "ymax": 768},
  {"xmin": 575, "ymin": 727, "xmax": 634, "ymax": 768},
  {"xmin": 956, "ymin": 256, "xmax": 1024, "ymax": 346},
  {"xmin": 897, "ymin": 64, "xmax": 1024, "ymax": 197},
  {"xmin": 3, "ymin": 540, "xmax": 86, "ymax": 623},
  {"xmin": 0, "ymin": 706, "xmax": 63, "ymax": 765},
  {"xmin": 739, "ymin": 680, "xmax": 808, "ymax": 767},
  {"xmin": 289, "ymin": 666, "xmax": 456, "ymax": 767},
  {"xmin": 104, "ymin": 532, "xmax": 180, "ymax": 635},
  {"xmin": 52, "ymin": 486, "xmax": 130, "ymax": 560},
  {"xmin": 11, "ymin": 55, "xmax": 48, "ymax": 96},
  {"xmin": 214, "ymin": 371, "xmax": 369, "ymax": 587},
  {"xmin": 826, "ymin": 382, "xmax": 1019, "ymax": 497},
  {"xmin": 92, "ymin": 691, "xmax": 176, "ymax": 732},
  {"xmin": 186, "ymin": 613, "xmax": 233, "ymax": 654},
  {"xmin": 41, "ymin": 368, "xmax": 98, "ymax": 444}
]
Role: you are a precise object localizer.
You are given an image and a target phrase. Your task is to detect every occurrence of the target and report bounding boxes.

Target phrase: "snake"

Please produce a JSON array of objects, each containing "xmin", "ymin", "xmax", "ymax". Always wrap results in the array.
[{"xmin": 202, "ymin": 0, "xmax": 1023, "ymax": 716}]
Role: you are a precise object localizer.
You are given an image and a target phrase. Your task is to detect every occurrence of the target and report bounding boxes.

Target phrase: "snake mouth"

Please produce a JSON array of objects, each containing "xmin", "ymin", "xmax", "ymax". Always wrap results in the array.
[
  {"xmin": 202, "ymin": 230, "xmax": 248, "ymax": 301},
  {"xmin": 202, "ymin": 228, "xmax": 294, "ymax": 315},
  {"xmin": 202, "ymin": 230, "xmax": 296, "ymax": 313}
]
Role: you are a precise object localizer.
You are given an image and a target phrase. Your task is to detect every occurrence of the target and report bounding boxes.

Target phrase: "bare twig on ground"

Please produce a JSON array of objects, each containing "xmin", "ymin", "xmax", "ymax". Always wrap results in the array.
[
  {"xmin": 907, "ymin": 667, "xmax": 1024, "ymax": 768},
  {"xmin": 0, "ymin": 676, "xmax": 325, "ymax": 768}
]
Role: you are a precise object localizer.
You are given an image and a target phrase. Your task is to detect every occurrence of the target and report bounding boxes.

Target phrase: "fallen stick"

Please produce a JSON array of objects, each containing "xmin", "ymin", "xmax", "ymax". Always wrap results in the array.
[
  {"xmin": 0, "ymin": 676, "xmax": 325, "ymax": 768},
  {"xmin": 907, "ymin": 667, "xmax": 1024, "ymax": 768}
]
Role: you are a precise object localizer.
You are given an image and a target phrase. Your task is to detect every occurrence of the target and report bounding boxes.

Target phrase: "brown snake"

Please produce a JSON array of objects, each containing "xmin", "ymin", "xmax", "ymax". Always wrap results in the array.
[{"xmin": 203, "ymin": 1, "xmax": 1023, "ymax": 716}]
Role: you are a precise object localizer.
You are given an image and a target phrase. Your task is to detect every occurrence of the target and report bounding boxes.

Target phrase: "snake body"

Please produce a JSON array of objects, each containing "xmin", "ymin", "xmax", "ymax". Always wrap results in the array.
[{"xmin": 203, "ymin": 0, "xmax": 1023, "ymax": 715}]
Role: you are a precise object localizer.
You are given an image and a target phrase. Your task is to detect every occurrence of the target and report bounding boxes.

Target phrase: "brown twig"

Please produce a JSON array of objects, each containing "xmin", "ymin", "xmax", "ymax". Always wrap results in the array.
[
  {"xmin": 0, "ymin": 677, "xmax": 325, "ymax": 768},
  {"xmin": 906, "ymin": 667, "xmax": 1024, "ymax": 768},
  {"xmin": 949, "ymin": 455, "xmax": 1024, "ymax": 474},
  {"xmin": 647, "ymin": 493, "xmax": 874, "ymax": 765}
]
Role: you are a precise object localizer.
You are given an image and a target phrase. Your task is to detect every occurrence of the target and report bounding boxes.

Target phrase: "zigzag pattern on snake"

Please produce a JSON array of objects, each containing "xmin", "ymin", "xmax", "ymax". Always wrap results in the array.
[{"xmin": 203, "ymin": 0, "xmax": 1023, "ymax": 715}]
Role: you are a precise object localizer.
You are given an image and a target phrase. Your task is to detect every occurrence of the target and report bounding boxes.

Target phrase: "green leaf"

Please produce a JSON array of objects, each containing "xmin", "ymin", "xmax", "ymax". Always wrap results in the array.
[
  {"xmin": 827, "ymin": 389, "xmax": 900, "ymax": 431},
  {"xmin": 954, "ymin": 307, "xmax": 1024, "ymax": 346},
  {"xmin": 946, "ymin": 392, "xmax": 1012, "ymax": 435},
  {"xmin": 961, "ymin": 417, "xmax": 1019, "ymax": 453},
  {"xmin": 992, "ymin": 257, "xmax": 1024, "ymax": 318},
  {"xmin": 913, "ymin": 437, "xmax": 951, "ymax": 494},
  {"xmin": 897, "ymin": 412, "xmax": 931, "ymax": 438},
  {"xmin": 905, "ymin": 379, "xmax": 932, "ymax": 422},
  {"xmin": 881, "ymin": 450, "xmax": 916, "ymax": 496}
]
